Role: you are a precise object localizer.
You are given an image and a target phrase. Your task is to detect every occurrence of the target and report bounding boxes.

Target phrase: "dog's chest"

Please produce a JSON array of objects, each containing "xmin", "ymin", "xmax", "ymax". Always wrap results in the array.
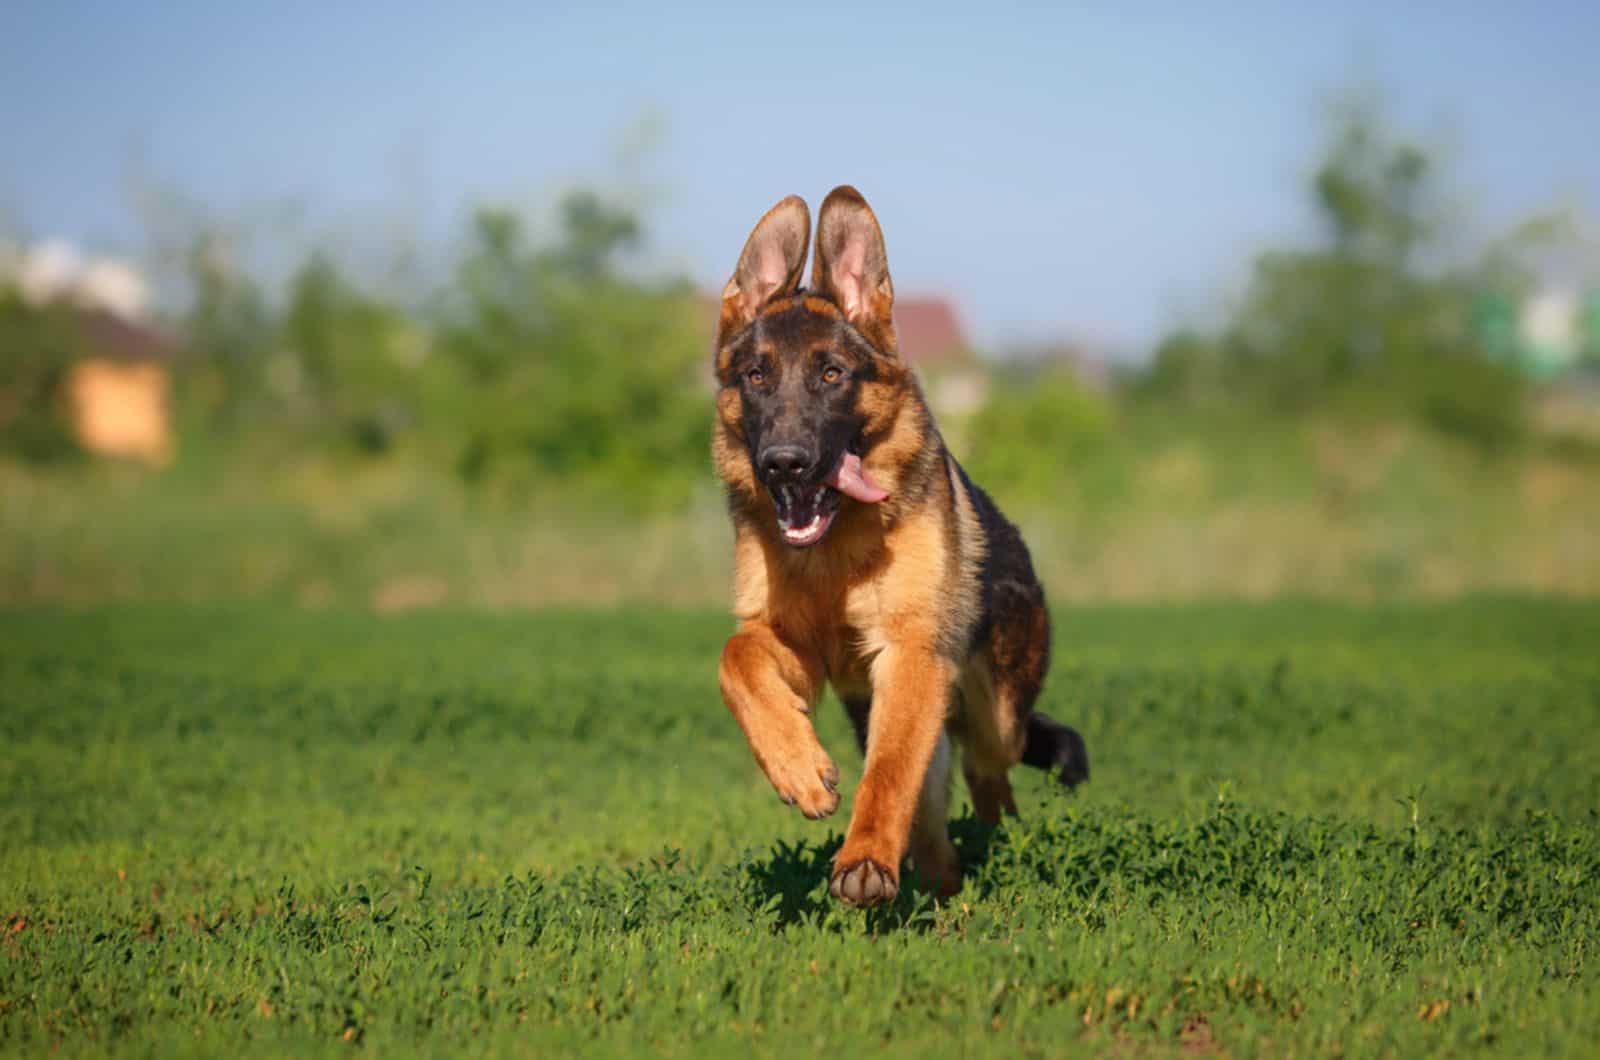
[{"xmin": 821, "ymin": 589, "xmax": 883, "ymax": 681}]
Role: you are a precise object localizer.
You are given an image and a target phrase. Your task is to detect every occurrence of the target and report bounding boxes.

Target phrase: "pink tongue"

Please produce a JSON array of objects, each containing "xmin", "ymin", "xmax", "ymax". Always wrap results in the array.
[{"xmin": 825, "ymin": 452, "xmax": 889, "ymax": 503}]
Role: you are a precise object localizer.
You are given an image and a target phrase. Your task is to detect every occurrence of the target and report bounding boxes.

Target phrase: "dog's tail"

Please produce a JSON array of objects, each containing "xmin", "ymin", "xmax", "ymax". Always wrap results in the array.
[{"xmin": 1021, "ymin": 712, "xmax": 1089, "ymax": 787}]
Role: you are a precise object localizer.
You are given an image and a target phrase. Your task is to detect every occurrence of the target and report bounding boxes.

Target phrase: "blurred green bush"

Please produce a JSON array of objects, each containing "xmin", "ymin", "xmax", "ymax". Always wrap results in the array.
[
  {"xmin": 964, "ymin": 365, "xmax": 1113, "ymax": 497},
  {"xmin": 120, "ymin": 187, "xmax": 714, "ymax": 513},
  {"xmin": 434, "ymin": 198, "xmax": 708, "ymax": 508},
  {"xmin": 0, "ymin": 290, "xmax": 85, "ymax": 463}
]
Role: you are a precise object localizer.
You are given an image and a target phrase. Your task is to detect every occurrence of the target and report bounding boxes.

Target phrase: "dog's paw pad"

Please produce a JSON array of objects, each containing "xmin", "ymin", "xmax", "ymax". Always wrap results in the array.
[{"xmin": 829, "ymin": 858, "xmax": 898, "ymax": 907}]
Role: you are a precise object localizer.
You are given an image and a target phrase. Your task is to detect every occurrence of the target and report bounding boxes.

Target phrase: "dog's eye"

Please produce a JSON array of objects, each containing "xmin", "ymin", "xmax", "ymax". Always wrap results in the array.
[
  {"xmin": 746, "ymin": 368, "xmax": 765, "ymax": 386},
  {"xmin": 822, "ymin": 365, "xmax": 843, "ymax": 384}
]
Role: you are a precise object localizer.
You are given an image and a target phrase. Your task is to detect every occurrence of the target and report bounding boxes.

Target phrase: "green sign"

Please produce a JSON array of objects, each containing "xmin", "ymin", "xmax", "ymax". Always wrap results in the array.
[{"xmin": 1583, "ymin": 292, "xmax": 1600, "ymax": 367}]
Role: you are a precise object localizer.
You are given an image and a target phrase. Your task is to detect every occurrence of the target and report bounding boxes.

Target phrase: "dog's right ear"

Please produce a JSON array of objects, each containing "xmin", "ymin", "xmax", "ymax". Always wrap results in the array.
[{"xmin": 719, "ymin": 195, "xmax": 810, "ymax": 339}]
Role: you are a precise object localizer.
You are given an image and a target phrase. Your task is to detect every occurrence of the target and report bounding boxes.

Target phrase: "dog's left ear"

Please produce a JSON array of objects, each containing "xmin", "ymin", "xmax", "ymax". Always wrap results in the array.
[{"xmin": 812, "ymin": 185, "xmax": 896, "ymax": 354}]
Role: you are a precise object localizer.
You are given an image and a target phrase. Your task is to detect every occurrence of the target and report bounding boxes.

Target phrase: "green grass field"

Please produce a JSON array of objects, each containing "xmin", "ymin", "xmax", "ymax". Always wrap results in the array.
[{"xmin": 3, "ymin": 601, "xmax": 1598, "ymax": 1057}]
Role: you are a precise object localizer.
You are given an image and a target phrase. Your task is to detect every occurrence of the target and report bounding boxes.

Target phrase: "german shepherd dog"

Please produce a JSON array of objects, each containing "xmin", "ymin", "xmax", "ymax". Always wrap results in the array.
[{"xmin": 713, "ymin": 186, "xmax": 1088, "ymax": 907}]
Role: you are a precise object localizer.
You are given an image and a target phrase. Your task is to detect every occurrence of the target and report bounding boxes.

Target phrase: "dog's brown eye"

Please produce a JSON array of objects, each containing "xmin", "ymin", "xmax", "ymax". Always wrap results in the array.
[
  {"xmin": 746, "ymin": 368, "xmax": 765, "ymax": 386},
  {"xmin": 822, "ymin": 365, "xmax": 842, "ymax": 384}
]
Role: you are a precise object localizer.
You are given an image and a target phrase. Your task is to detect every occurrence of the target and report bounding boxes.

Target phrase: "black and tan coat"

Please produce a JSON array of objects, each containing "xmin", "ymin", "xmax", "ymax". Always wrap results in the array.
[{"xmin": 713, "ymin": 186, "xmax": 1087, "ymax": 907}]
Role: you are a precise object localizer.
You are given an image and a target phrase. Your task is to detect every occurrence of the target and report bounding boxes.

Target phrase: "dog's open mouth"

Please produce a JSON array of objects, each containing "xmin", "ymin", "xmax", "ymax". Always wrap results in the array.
[
  {"xmin": 773, "ymin": 481, "xmax": 842, "ymax": 547},
  {"xmin": 769, "ymin": 452, "xmax": 889, "ymax": 548}
]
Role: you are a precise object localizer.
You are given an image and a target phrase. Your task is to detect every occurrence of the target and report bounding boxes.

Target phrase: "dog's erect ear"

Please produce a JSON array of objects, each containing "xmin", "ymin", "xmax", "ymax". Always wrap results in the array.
[
  {"xmin": 720, "ymin": 195, "xmax": 810, "ymax": 337},
  {"xmin": 812, "ymin": 185, "xmax": 895, "ymax": 352}
]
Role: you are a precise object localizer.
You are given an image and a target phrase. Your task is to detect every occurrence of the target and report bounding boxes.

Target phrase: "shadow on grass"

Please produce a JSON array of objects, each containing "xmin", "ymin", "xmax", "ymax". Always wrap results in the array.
[{"xmin": 739, "ymin": 813, "xmax": 1011, "ymax": 932}]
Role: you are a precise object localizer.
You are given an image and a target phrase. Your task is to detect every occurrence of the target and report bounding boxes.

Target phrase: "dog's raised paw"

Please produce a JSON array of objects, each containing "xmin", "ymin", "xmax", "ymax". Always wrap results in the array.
[
  {"xmin": 769, "ymin": 750, "xmax": 840, "ymax": 820},
  {"xmin": 829, "ymin": 858, "xmax": 898, "ymax": 907}
]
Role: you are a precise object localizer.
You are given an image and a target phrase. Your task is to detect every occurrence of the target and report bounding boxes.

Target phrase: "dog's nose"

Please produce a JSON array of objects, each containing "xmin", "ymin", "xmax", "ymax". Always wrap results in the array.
[{"xmin": 759, "ymin": 445, "xmax": 813, "ymax": 480}]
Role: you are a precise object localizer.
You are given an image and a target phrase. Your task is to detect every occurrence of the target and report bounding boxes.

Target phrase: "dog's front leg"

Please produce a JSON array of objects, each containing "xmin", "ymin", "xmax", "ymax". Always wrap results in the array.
[
  {"xmin": 830, "ymin": 641, "xmax": 957, "ymax": 907},
  {"xmin": 719, "ymin": 622, "xmax": 839, "ymax": 820}
]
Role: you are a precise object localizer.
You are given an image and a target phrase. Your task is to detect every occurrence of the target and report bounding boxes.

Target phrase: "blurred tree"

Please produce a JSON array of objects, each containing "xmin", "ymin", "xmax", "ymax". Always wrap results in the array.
[
  {"xmin": 100, "ymin": 116, "xmax": 709, "ymax": 507},
  {"xmin": 0, "ymin": 286, "xmax": 85, "ymax": 462},
  {"xmin": 438, "ymin": 188, "xmax": 708, "ymax": 505},
  {"xmin": 277, "ymin": 252, "xmax": 424, "ymax": 453},
  {"xmin": 548, "ymin": 189, "xmax": 641, "ymax": 281},
  {"xmin": 1225, "ymin": 90, "xmax": 1459, "ymax": 405},
  {"xmin": 1137, "ymin": 82, "xmax": 1565, "ymax": 449},
  {"xmin": 282, "ymin": 251, "xmax": 344, "ymax": 392},
  {"xmin": 1138, "ymin": 330, "xmax": 1226, "ymax": 404},
  {"xmin": 180, "ymin": 231, "xmax": 274, "ymax": 429}
]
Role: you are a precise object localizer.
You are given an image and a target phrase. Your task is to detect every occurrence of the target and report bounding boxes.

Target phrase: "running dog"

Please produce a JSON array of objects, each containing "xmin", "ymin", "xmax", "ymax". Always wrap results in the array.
[{"xmin": 712, "ymin": 186, "xmax": 1088, "ymax": 907}]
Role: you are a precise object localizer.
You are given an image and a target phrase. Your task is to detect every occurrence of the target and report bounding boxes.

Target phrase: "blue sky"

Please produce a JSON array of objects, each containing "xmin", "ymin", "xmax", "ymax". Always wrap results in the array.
[{"xmin": 3, "ymin": 1, "xmax": 1597, "ymax": 355}]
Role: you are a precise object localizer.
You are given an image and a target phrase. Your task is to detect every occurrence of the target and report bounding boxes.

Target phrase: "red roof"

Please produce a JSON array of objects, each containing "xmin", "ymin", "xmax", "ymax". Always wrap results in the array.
[
  {"xmin": 74, "ymin": 307, "xmax": 180, "ymax": 362},
  {"xmin": 892, "ymin": 296, "xmax": 970, "ymax": 365}
]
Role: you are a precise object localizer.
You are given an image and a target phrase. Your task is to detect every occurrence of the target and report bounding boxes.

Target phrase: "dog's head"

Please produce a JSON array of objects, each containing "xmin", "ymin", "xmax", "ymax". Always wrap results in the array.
[{"xmin": 712, "ymin": 186, "xmax": 903, "ymax": 549}]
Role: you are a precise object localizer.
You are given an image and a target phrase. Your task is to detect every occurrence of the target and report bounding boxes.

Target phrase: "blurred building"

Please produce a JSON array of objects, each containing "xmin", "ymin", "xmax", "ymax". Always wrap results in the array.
[
  {"xmin": 890, "ymin": 295, "xmax": 989, "ymax": 417},
  {"xmin": 890, "ymin": 296, "xmax": 970, "ymax": 367},
  {"xmin": 12, "ymin": 241, "xmax": 178, "ymax": 464}
]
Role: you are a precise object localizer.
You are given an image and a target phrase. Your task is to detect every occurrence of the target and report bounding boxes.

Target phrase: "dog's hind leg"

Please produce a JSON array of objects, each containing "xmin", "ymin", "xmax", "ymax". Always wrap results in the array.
[
  {"xmin": 839, "ymin": 693, "xmax": 870, "ymax": 755},
  {"xmin": 907, "ymin": 728, "xmax": 962, "ymax": 897},
  {"xmin": 981, "ymin": 589, "xmax": 1089, "ymax": 790},
  {"xmin": 956, "ymin": 660, "xmax": 1024, "ymax": 825},
  {"xmin": 958, "ymin": 575, "xmax": 1089, "ymax": 822}
]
